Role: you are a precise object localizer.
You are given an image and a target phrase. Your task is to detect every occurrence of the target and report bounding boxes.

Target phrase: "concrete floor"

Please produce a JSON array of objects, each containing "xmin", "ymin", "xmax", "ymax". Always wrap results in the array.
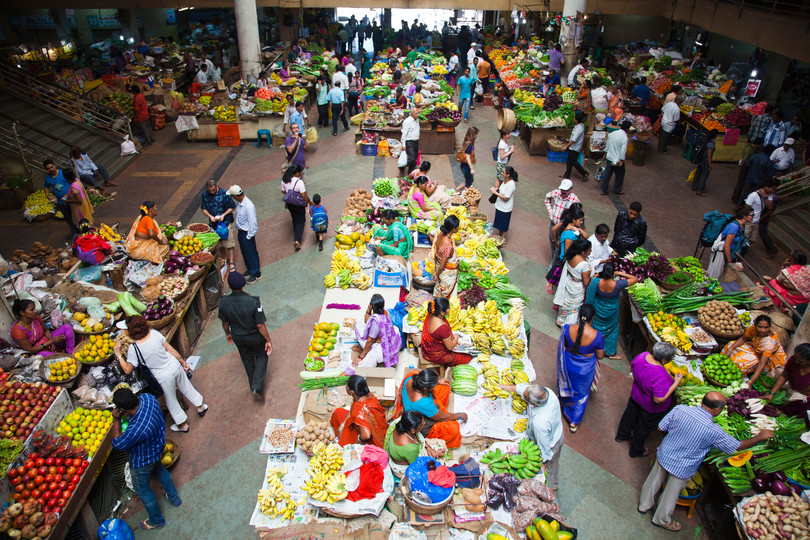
[{"xmin": 1, "ymin": 103, "xmax": 787, "ymax": 539}]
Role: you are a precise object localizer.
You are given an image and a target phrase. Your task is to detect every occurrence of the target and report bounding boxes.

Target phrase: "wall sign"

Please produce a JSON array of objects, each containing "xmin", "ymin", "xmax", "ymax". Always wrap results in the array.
[{"xmin": 746, "ymin": 79, "xmax": 761, "ymax": 97}]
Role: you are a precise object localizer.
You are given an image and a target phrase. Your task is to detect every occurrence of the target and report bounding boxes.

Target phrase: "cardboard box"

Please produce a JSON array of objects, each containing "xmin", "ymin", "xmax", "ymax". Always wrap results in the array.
[{"xmin": 353, "ymin": 366, "xmax": 398, "ymax": 405}]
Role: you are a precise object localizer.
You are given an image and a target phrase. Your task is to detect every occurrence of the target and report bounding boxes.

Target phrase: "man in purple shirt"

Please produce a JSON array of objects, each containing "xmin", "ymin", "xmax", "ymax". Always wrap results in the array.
[
  {"xmin": 548, "ymin": 43, "xmax": 564, "ymax": 72},
  {"xmin": 638, "ymin": 392, "xmax": 772, "ymax": 532},
  {"xmin": 284, "ymin": 122, "xmax": 310, "ymax": 179}
]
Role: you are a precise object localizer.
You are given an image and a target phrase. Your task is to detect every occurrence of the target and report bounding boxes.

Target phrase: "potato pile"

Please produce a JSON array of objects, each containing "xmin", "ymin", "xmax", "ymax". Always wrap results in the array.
[
  {"xmin": 698, "ymin": 300, "xmax": 744, "ymax": 336},
  {"xmin": 342, "ymin": 189, "xmax": 373, "ymax": 219},
  {"xmin": 10, "ymin": 242, "xmax": 76, "ymax": 272},
  {"xmin": 295, "ymin": 421, "xmax": 334, "ymax": 453}
]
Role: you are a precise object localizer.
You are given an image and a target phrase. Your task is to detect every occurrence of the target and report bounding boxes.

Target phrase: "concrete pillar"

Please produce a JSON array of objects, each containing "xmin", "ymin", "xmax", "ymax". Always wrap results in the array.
[
  {"xmin": 560, "ymin": 0, "xmax": 586, "ymax": 86},
  {"xmin": 760, "ymin": 53, "xmax": 790, "ymax": 105},
  {"xmin": 51, "ymin": 9, "xmax": 72, "ymax": 43},
  {"xmin": 74, "ymin": 10, "xmax": 94, "ymax": 47},
  {"xmin": 234, "ymin": 0, "xmax": 262, "ymax": 80},
  {"xmin": 118, "ymin": 8, "xmax": 141, "ymax": 42}
]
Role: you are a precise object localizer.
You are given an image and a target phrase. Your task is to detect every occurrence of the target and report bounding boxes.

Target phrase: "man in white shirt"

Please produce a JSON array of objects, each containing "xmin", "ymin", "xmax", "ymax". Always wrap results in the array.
[
  {"xmin": 567, "ymin": 58, "xmax": 589, "ymax": 87},
  {"xmin": 195, "ymin": 64, "xmax": 209, "ymax": 85},
  {"xmin": 501, "ymin": 383, "xmax": 564, "ymax": 490},
  {"xmin": 467, "ymin": 43, "xmax": 477, "ymax": 68},
  {"xmin": 400, "ymin": 107, "xmax": 421, "ymax": 174},
  {"xmin": 562, "ymin": 111, "xmax": 588, "ymax": 181},
  {"xmin": 345, "ymin": 61, "xmax": 357, "ymax": 77},
  {"xmin": 744, "ymin": 179, "xmax": 779, "ymax": 250},
  {"xmin": 331, "ymin": 65, "xmax": 349, "ymax": 93},
  {"xmin": 601, "ymin": 121, "xmax": 630, "ymax": 195},
  {"xmin": 228, "ymin": 185, "xmax": 261, "ymax": 284},
  {"xmin": 770, "ymin": 138, "xmax": 795, "ymax": 172},
  {"xmin": 658, "ymin": 96, "xmax": 682, "ymax": 153},
  {"xmin": 588, "ymin": 223, "xmax": 614, "ymax": 274}
]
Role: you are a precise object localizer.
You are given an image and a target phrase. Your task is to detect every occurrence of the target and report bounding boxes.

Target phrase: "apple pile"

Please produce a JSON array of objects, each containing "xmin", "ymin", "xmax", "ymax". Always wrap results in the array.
[
  {"xmin": 0, "ymin": 499, "xmax": 58, "ymax": 539},
  {"xmin": 0, "ymin": 378, "xmax": 61, "ymax": 440}
]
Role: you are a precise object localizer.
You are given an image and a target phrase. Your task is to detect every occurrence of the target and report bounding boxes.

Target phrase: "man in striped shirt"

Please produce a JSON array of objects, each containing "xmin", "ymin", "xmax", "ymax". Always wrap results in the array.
[
  {"xmin": 112, "ymin": 388, "xmax": 181, "ymax": 530},
  {"xmin": 638, "ymin": 391, "xmax": 772, "ymax": 532}
]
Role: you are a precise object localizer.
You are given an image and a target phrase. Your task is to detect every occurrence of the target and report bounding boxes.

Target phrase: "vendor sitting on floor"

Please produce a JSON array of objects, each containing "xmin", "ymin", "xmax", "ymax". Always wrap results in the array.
[
  {"xmin": 11, "ymin": 299, "xmax": 75, "ymax": 357},
  {"xmin": 764, "ymin": 343, "xmax": 810, "ymax": 425},
  {"xmin": 351, "ymin": 294, "xmax": 402, "ymax": 368},
  {"xmin": 373, "ymin": 210, "xmax": 413, "ymax": 258},
  {"xmin": 407, "ymin": 176, "xmax": 443, "ymax": 221},
  {"xmin": 394, "ymin": 368, "xmax": 467, "ymax": 448},
  {"xmin": 384, "ymin": 411, "xmax": 446, "ymax": 477},
  {"xmin": 124, "ymin": 201, "xmax": 177, "ymax": 264},
  {"xmin": 330, "ymin": 375, "xmax": 389, "ymax": 447},
  {"xmin": 408, "ymin": 162, "xmax": 452, "ymax": 208},
  {"xmin": 723, "ymin": 314, "xmax": 787, "ymax": 389},
  {"xmin": 420, "ymin": 297, "xmax": 473, "ymax": 366},
  {"xmin": 763, "ymin": 250, "xmax": 810, "ymax": 310}
]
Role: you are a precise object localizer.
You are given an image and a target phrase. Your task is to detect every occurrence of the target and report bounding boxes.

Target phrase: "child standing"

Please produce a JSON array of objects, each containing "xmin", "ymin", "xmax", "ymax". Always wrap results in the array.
[{"xmin": 310, "ymin": 194, "xmax": 329, "ymax": 251}]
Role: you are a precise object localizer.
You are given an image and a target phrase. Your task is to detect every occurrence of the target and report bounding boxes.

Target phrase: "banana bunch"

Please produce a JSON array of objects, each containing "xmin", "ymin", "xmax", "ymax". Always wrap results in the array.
[
  {"xmin": 480, "ymin": 440, "xmax": 542, "ymax": 478},
  {"xmin": 512, "ymin": 395, "xmax": 528, "ymax": 414},
  {"xmin": 324, "ymin": 273, "xmax": 337, "ymax": 288},
  {"xmin": 301, "ymin": 443, "xmax": 348, "ymax": 504},
  {"xmin": 514, "ymin": 418, "xmax": 528, "ymax": 432},
  {"xmin": 472, "ymin": 333, "xmax": 491, "ymax": 352},
  {"xmin": 508, "ymin": 338, "xmax": 525, "ymax": 358},
  {"xmin": 475, "ymin": 239, "xmax": 500, "ymax": 259},
  {"xmin": 331, "ymin": 251, "xmax": 349, "ymax": 273},
  {"xmin": 479, "ymin": 360, "xmax": 499, "ymax": 387},
  {"xmin": 481, "ymin": 258, "xmax": 509, "ymax": 275},
  {"xmin": 482, "ymin": 381, "xmax": 510, "ymax": 400},
  {"xmin": 309, "ymin": 442, "xmax": 344, "ymax": 474},
  {"xmin": 407, "ymin": 304, "xmax": 427, "ymax": 326},
  {"xmin": 511, "ymin": 358, "xmax": 524, "ymax": 370},
  {"xmin": 503, "ymin": 320, "xmax": 520, "ymax": 340},
  {"xmin": 444, "ymin": 297, "xmax": 463, "ymax": 329},
  {"xmin": 257, "ymin": 465, "xmax": 296, "ymax": 519},
  {"xmin": 490, "ymin": 335, "xmax": 506, "ymax": 356},
  {"xmin": 468, "ymin": 219, "xmax": 487, "ymax": 235},
  {"xmin": 98, "ymin": 223, "xmax": 122, "ymax": 242},
  {"xmin": 501, "ymin": 368, "xmax": 515, "ymax": 385},
  {"xmin": 338, "ymin": 269, "xmax": 352, "ymax": 289},
  {"xmin": 352, "ymin": 273, "xmax": 371, "ymax": 289},
  {"xmin": 507, "ymin": 306, "xmax": 522, "ymax": 325}
]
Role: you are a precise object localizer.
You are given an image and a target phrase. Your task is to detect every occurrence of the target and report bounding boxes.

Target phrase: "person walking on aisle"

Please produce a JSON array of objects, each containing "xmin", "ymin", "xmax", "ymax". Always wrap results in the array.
[
  {"xmin": 111, "ymin": 388, "xmax": 181, "ymax": 531},
  {"xmin": 316, "ymin": 75, "xmax": 330, "ymax": 128},
  {"xmin": 401, "ymin": 107, "xmax": 421, "ymax": 174},
  {"xmin": 658, "ymin": 96, "xmax": 681, "ymax": 153},
  {"xmin": 218, "ymin": 272, "xmax": 273, "ymax": 402},
  {"xmin": 456, "ymin": 67, "xmax": 475, "ymax": 123},
  {"xmin": 561, "ymin": 111, "xmax": 589, "ymax": 181},
  {"xmin": 456, "ymin": 127, "xmax": 479, "ymax": 191},
  {"xmin": 228, "ymin": 185, "xmax": 261, "ymax": 284},
  {"xmin": 745, "ymin": 180, "xmax": 780, "ymax": 258},
  {"xmin": 638, "ymin": 391, "xmax": 773, "ymax": 532},
  {"xmin": 495, "ymin": 130, "xmax": 515, "ymax": 184},
  {"xmin": 545, "ymin": 179, "xmax": 581, "ymax": 258},
  {"xmin": 601, "ymin": 121, "xmax": 630, "ymax": 195},
  {"xmin": 200, "ymin": 178, "xmax": 237, "ymax": 275},
  {"xmin": 692, "ymin": 130, "xmax": 717, "ymax": 196},
  {"xmin": 131, "ymin": 85, "xmax": 155, "ymax": 145},
  {"xmin": 328, "ymin": 81, "xmax": 348, "ymax": 136}
]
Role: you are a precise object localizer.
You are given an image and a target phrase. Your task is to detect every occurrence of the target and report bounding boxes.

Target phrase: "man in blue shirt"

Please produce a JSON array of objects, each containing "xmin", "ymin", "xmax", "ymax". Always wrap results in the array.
[
  {"xmin": 112, "ymin": 388, "xmax": 182, "ymax": 530},
  {"xmin": 42, "ymin": 159, "xmax": 77, "ymax": 235},
  {"xmin": 200, "ymin": 178, "xmax": 237, "ymax": 272},
  {"xmin": 630, "ymin": 80, "xmax": 652, "ymax": 120},
  {"xmin": 456, "ymin": 67, "xmax": 476, "ymax": 122},
  {"xmin": 327, "ymin": 81, "xmax": 348, "ymax": 136}
]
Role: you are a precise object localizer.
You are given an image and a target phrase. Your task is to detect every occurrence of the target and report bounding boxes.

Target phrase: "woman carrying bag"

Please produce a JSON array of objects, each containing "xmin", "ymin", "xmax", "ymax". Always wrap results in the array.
[
  {"xmin": 707, "ymin": 206, "xmax": 753, "ymax": 280},
  {"xmin": 489, "ymin": 166, "xmax": 517, "ymax": 243},
  {"xmin": 281, "ymin": 164, "xmax": 312, "ymax": 251}
]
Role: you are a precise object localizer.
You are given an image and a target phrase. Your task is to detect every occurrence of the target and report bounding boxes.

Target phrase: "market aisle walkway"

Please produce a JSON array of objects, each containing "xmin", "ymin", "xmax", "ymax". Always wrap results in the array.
[{"xmin": 7, "ymin": 103, "xmax": 784, "ymax": 539}]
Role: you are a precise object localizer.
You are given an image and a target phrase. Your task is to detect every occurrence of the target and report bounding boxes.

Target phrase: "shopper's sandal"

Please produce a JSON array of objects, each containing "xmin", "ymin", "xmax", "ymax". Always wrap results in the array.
[
  {"xmin": 653, "ymin": 521, "xmax": 682, "ymax": 533},
  {"xmin": 582, "ymin": 173, "xmax": 590, "ymax": 182},
  {"xmin": 631, "ymin": 448, "xmax": 651, "ymax": 458},
  {"xmin": 568, "ymin": 423, "xmax": 578, "ymax": 433},
  {"xmin": 228, "ymin": 262, "xmax": 237, "ymax": 273},
  {"xmin": 197, "ymin": 404, "xmax": 209, "ymax": 417},
  {"xmin": 545, "ymin": 283, "xmax": 554, "ymax": 294},
  {"xmin": 139, "ymin": 520, "xmax": 166, "ymax": 530},
  {"xmin": 294, "ymin": 241, "xmax": 301, "ymax": 252},
  {"xmin": 170, "ymin": 424, "xmax": 189, "ymax": 433},
  {"xmin": 165, "ymin": 493, "xmax": 182, "ymax": 507}
]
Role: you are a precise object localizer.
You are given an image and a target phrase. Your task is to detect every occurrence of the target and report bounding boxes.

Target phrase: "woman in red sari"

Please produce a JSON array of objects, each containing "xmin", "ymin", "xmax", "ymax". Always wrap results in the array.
[
  {"xmin": 765, "ymin": 343, "xmax": 810, "ymax": 425},
  {"xmin": 421, "ymin": 297, "xmax": 472, "ymax": 366},
  {"xmin": 330, "ymin": 375, "xmax": 389, "ymax": 447}
]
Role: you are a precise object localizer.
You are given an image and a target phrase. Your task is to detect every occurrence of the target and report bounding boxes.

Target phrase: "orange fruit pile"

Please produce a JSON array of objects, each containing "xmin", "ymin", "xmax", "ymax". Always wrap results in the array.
[
  {"xmin": 74, "ymin": 334, "xmax": 114, "ymax": 364},
  {"xmin": 49, "ymin": 357, "xmax": 77, "ymax": 381}
]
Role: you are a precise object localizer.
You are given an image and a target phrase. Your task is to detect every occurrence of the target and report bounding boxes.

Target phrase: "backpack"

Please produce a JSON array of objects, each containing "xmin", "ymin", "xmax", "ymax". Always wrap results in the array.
[
  {"xmin": 311, "ymin": 206, "xmax": 329, "ymax": 232},
  {"xmin": 700, "ymin": 210, "xmax": 733, "ymax": 247},
  {"xmin": 691, "ymin": 135, "xmax": 708, "ymax": 164}
]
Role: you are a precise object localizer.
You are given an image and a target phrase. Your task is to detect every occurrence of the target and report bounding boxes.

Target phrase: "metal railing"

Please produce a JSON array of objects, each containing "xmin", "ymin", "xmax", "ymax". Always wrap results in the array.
[
  {"xmin": 775, "ymin": 166, "xmax": 810, "ymax": 199},
  {"xmin": 0, "ymin": 62, "xmax": 132, "ymax": 142},
  {"xmin": 0, "ymin": 116, "xmax": 73, "ymax": 175}
]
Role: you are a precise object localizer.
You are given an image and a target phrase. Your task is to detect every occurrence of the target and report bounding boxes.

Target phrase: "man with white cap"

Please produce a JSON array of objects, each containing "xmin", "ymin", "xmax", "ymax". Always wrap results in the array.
[
  {"xmin": 770, "ymin": 138, "xmax": 795, "ymax": 172},
  {"xmin": 228, "ymin": 185, "xmax": 261, "ymax": 284},
  {"xmin": 545, "ymin": 178, "xmax": 580, "ymax": 257}
]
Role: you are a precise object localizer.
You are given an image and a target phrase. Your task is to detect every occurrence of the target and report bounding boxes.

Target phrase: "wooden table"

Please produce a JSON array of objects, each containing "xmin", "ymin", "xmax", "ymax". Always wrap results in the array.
[
  {"xmin": 161, "ymin": 261, "xmax": 220, "ymax": 356},
  {"xmin": 354, "ymin": 125, "xmax": 455, "ymax": 155},
  {"xmin": 520, "ymin": 125, "xmax": 569, "ymax": 156}
]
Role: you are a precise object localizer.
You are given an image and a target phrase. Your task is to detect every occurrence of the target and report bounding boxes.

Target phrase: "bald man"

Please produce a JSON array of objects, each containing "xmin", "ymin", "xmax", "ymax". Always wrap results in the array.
[{"xmin": 638, "ymin": 391, "xmax": 773, "ymax": 532}]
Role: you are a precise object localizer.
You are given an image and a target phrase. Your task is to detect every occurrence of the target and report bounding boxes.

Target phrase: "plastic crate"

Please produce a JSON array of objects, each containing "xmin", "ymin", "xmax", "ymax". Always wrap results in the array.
[
  {"xmin": 373, "ymin": 268, "xmax": 408, "ymax": 288},
  {"xmin": 218, "ymin": 135, "xmax": 240, "ymax": 147},
  {"xmin": 361, "ymin": 143, "xmax": 378, "ymax": 156},
  {"xmin": 415, "ymin": 231, "xmax": 432, "ymax": 247},
  {"xmin": 547, "ymin": 150, "xmax": 584, "ymax": 166},
  {"xmin": 217, "ymin": 124, "xmax": 240, "ymax": 138}
]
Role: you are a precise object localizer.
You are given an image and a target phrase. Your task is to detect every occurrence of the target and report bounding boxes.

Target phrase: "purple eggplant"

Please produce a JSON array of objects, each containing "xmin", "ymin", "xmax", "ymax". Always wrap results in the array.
[
  {"xmin": 772, "ymin": 471, "xmax": 789, "ymax": 483},
  {"xmin": 751, "ymin": 477, "xmax": 769, "ymax": 493},
  {"xmin": 770, "ymin": 480, "xmax": 791, "ymax": 496}
]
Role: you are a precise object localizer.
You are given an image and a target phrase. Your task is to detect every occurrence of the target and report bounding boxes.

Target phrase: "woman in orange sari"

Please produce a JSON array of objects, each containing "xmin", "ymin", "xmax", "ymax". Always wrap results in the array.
[
  {"xmin": 124, "ymin": 201, "xmax": 173, "ymax": 264},
  {"xmin": 393, "ymin": 368, "xmax": 467, "ymax": 448},
  {"xmin": 723, "ymin": 315, "xmax": 787, "ymax": 389},
  {"xmin": 330, "ymin": 375, "xmax": 388, "ymax": 447},
  {"xmin": 608, "ymin": 84, "xmax": 625, "ymax": 121}
]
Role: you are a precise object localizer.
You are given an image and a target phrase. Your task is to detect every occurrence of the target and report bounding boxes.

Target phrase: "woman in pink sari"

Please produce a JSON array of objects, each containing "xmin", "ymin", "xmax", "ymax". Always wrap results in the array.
[
  {"xmin": 10, "ymin": 299, "xmax": 75, "ymax": 356},
  {"xmin": 764, "ymin": 250, "xmax": 810, "ymax": 309}
]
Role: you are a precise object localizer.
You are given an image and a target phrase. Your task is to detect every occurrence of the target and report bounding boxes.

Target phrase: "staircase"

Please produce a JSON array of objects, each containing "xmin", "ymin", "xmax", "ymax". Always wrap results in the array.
[
  {"xmin": 0, "ymin": 63, "xmax": 136, "ymax": 178},
  {"xmin": 768, "ymin": 166, "xmax": 810, "ymax": 254}
]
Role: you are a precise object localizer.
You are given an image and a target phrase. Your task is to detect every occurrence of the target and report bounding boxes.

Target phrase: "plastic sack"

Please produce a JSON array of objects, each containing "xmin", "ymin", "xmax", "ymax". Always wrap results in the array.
[
  {"xmin": 215, "ymin": 221, "xmax": 229, "ymax": 240},
  {"xmin": 687, "ymin": 168, "xmax": 696, "ymax": 183},
  {"xmin": 98, "ymin": 518, "xmax": 134, "ymax": 540},
  {"xmin": 306, "ymin": 126, "xmax": 319, "ymax": 143},
  {"xmin": 377, "ymin": 139, "xmax": 390, "ymax": 157},
  {"xmin": 73, "ymin": 265, "xmax": 103, "ymax": 284},
  {"xmin": 387, "ymin": 301, "xmax": 408, "ymax": 347},
  {"xmin": 388, "ymin": 139, "xmax": 402, "ymax": 158},
  {"xmin": 120, "ymin": 135, "xmax": 137, "ymax": 156},
  {"xmin": 405, "ymin": 456, "xmax": 453, "ymax": 503},
  {"xmin": 345, "ymin": 468, "xmax": 361, "ymax": 491},
  {"xmin": 397, "ymin": 145, "xmax": 408, "ymax": 167},
  {"xmin": 449, "ymin": 457, "xmax": 480, "ymax": 488}
]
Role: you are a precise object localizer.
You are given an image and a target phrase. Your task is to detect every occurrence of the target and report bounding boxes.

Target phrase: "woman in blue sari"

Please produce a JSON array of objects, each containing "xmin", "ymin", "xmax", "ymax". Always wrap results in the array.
[
  {"xmin": 585, "ymin": 262, "xmax": 637, "ymax": 359},
  {"xmin": 557, "ymin": 304, "xmax": 604, "ymax": 432}
]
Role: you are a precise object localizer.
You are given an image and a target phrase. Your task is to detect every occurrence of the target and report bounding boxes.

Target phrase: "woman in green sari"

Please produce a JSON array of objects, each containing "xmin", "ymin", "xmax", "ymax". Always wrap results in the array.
[
  {"xmin": 384, "ymin": 411, "xmax": 444, "ymax": 477},
  {"xmin": 374, "ymin": 209, "xmax": 414, "ymax": 257},
  {"xmin": 407, "ymin": 176, "xmax": 443, "ymax": 221},
  {"xmin": 584, "ymin": 262, "xmax": 637, "ymax": 359}
]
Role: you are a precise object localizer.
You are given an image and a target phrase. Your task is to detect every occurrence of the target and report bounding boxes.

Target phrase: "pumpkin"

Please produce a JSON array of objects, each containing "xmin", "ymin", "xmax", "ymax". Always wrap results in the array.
[{"xmin": 728, "ymin": 451, "xmax": 753, "ymax": 467}]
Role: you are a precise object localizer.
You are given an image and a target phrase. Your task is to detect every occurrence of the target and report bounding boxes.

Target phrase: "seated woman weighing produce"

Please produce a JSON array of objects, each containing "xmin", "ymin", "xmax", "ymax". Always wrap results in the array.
[
  {"xmin": 394, "ymin": 368, "xmax": 468, "ymax": 448},
  {"xmin": 407, "ymin": 176, "xmax": 443, "ymax": 221},
  {"xmin": 420, "ymin": 297, "xmax": 472, "ymax": 366},
  {"xmin": 384, "ymin": 411, "xmax": 446, "ymax": 477},
  {"xmin": 373, "ymin": 210, "xmax": 413, "ymax": 258}
]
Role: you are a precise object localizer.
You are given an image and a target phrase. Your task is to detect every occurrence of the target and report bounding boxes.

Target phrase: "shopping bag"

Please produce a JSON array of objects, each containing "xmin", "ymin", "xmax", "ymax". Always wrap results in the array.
[
  {"xmin": 305, "ymin": 126, "xmax": 319, "ymax": 143},
  {"xmin": 687, "ymin": 168, "xmax": 697, "ymax": 183},
  {"xmin": 215, "ymin": 221, "xmax": 229, "ymax": 239},
  {"xmin": 397, "ymin": 144, "xmax": 408, "ymax": 167}
]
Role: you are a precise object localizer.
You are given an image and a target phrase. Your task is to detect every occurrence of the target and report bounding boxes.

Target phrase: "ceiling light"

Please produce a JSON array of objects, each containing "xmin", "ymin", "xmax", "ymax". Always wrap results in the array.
[
  {"xmin": 119, "ymin": 35, "xmax": 124, "ymax": 40},
  {"xmin": 751, "ymin": 69, "xmax": 758, "ymax": 77}
]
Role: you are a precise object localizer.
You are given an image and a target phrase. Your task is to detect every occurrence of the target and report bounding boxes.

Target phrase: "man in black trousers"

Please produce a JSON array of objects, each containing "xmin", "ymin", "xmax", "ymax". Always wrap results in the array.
[{"xmin": 218, "ymin": 272, "xmax": 273, "ymax": 401}]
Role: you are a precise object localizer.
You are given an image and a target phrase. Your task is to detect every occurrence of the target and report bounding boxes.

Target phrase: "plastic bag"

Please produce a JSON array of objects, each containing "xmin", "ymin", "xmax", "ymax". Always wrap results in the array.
[
  {"xmin": 306, "ymin": 126, "xmax": 319, "ymax": 143},
  {"xmin": 397, "ymin": 145, "xmax": 408, "ymax": 167},
  {"xmin": 215, "ymin": 221, "xmax": 229, "ymax": 240},
  {"xmin": 120, "ymin": 135, "xmax": 137, "ymax": 156},
  {"xmin": 388, "ymin": 139, "xmax": 402, "ymax": 158},
  {"xmin": 377, "ymin": 139, "xmax": 390, "ymax": 157},
  {"xmin": 387, "ymin": 301, "xmax": 408, "ymax": 347},
  {"xmin": 405, "ymin": 456, "xmax": 453, "ymax": 503},
  {"xmin": 687, "ymin": 168, "xmax": 696, "ymax": 183},
  {"xmin": 98, "ymin": 518, "xmax": 134, "ymax": 540}
]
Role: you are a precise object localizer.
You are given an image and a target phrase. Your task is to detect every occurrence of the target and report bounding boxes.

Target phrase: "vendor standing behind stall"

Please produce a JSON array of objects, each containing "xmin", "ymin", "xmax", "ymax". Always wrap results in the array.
[
  {"xmin": 401, "ymin": 107, "xmax": 420, "ymax": 174},
  {"xmin": 124, "ymin": 201, "xmax": 172, "ymax": 264},
  {"xmin": 394, "ymin": 368, "xmax": 468, "ymax": 448}
]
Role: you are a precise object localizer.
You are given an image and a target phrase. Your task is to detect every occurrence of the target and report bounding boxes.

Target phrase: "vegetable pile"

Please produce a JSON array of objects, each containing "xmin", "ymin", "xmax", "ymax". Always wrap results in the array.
[
  {"xmin": 739, "ymin": 492, "xmax": 810, "ymax": 539},
  {"xmin": 372, "ymin": 177, "xmax": 396, "ymax": 197},
  {"xmin": 426, "ymin": 106, "xmax": 461, "ymax": 122},
  {"xmin": 670, "ymin": 256, "xmax": 706, "ymax": 282},
  {"xmin": 698, "ymin": 300, "xmax": 745, "ymax": 336},
  {"xmin": 143, "ymin": 296, "xmax": 174, "ymax": 321},
  {"xmin": 702, "ymin": 353, "xmax": 743, "ymax": 386},
  {"xmin": 163, "ymin": 251, "xmax": 201, "ymax": 275}
]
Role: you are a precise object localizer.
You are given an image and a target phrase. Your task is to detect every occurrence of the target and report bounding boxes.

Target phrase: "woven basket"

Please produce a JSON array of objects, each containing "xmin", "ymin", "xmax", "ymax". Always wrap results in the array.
[
  {"xmin": 38, "ymin": 354, "xmax": 81, "ymax": 388},
  {"xmin": 438, "ymin": 119, "xmax": 461, "ymax": 128},
  {"xmin": 658, "ymin": 276, "xmax": 694, "ymax": 291},
  {"xmin": 547, "ymin": 138, "xmax": 568, "ymax": 152},
  {"xmin": 147, "ymin": 310, "xmax": 176, "ymax": 330},
  {"xmin": 164, "ymin": 439, "xmax": 181, "ymax": 469},
  {"xmin": 187, "ymin": 222, "xmax": 211, "ymax": 234},
  {"xmin": 698, "ymin": 312, "xmax": 745, "ymax": 340},
  {"xmin": 400, "ymin": 475, "xmax": 453, "ymax": 515},
  {"xmin": 186, "ymin": 265, "xmax": 206, "ymax": 282},
  {"xmin": 73, "ymin": 341, "xmax": 113, "ymax": 367}
]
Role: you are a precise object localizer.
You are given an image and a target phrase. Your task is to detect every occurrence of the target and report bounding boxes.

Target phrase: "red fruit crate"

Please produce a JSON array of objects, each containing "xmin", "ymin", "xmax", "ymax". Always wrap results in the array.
[
  {"xmin": 216, "ymin": 124, "xmax": 239, "ymax": 138},
  {"xmin": 218, "ymin": 135, "xmax": 240, "ymax": 147}
]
